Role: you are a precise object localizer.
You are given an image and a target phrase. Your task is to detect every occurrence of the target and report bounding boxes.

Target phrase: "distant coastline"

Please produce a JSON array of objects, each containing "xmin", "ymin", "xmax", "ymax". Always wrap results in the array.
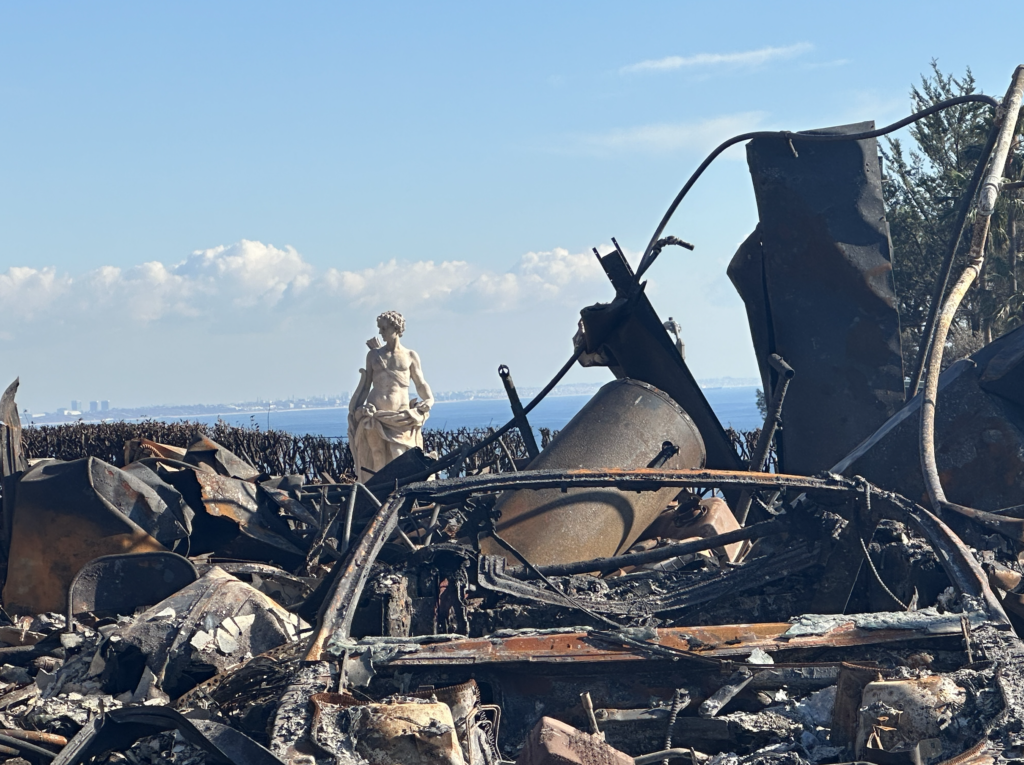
[{"xmin": 25, "ymin": 376, "xmax": 761, "ymax": 427}]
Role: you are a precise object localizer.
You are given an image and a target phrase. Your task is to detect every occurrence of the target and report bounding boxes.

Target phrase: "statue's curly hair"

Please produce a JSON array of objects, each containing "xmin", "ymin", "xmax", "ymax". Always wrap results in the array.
[{"xmin": 377, "ymin": 310, "xmax": 405, "ymax": 336}]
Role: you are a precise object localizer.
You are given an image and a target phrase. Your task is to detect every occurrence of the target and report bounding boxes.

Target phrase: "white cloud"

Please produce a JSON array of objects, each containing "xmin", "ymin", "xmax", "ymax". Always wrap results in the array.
[
  {"xmin": 581, "ymin": 112, "xmax": 768, "ymax": 154},
  {"xmin": 0, "ymin": 266, "xmax": 71, "ymax": 319},
  {"xmin": 0, "ymin": 242, "xmax": 610, "ymax": 337},
  {"xmin": 621, "ymin": 43, "xmax": 813, "ymax": 74}
]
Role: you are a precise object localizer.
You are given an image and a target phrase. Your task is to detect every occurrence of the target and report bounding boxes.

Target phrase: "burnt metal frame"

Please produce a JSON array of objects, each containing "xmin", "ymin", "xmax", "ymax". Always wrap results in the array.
[{"xmin": 305, "ymin": 467, "xmax": 1009, "ymax": 660}]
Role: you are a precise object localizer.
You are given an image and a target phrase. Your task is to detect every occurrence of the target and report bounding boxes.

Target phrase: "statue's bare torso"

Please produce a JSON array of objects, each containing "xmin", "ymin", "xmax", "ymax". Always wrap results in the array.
[{"xmin": 364, "ymin": 345, "xmax": 422, "ymax": 413}]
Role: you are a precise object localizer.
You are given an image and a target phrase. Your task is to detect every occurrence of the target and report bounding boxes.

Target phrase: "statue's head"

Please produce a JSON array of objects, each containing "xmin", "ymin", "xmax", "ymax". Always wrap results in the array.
[{"xmin": 377, "ymin": 310, "xmax": 405, "ymax": 338}]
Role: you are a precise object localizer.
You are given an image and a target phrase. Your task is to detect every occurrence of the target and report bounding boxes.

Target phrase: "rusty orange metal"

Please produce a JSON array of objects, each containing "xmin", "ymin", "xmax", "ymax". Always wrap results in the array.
[
  {"xmin": 3, "ymin": 460, "xmax": 165, "ymax": 615},
  {"xmin": 382, "ymin": 621, "xmax": 960, "ymax": 667}
]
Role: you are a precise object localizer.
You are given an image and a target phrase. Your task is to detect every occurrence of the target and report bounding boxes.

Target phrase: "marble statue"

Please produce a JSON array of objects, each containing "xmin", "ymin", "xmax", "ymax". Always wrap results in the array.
[{"xmin": 348, "ymin": 311, "xmax": 434, "ymax": 481}]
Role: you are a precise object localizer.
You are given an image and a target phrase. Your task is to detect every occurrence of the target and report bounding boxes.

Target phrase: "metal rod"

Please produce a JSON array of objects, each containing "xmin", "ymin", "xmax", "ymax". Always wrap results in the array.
[
  {"xmin": 382, "ymin": 345, "xmax": 586, "ymax": 489},
  {"xmin": 0, "ymin": 731, "xmax": 56, "ymax": 761},
  {"xmin": 635, "ymin": 750, "xmax": 705, "ymax": 765},
  {"xmin": 736, "ymin": 354, "xmax": 794, "ymax": 525},
  {"xmin": 496, "ymin": 436, "xmax": 518, "ymax": 472},
  {"xmin": 920, "ymin": 67, "xmax": 1024, "ymax": 523},
  {"xmin": 498, "ymin": 364, "xmax": 540, "ymax": 459},
  {"xmin": 508, "ymin": 521, "xmax": 780, "ymax": 579},
  {"xmin": 356, "ymin": 481, "xmax": 383, "ymax": 507},
  {"xmin": 341, "ymin": 483, "xmax": 358, "ymax": 554},
  {"xmin": 909, "ymin": 112, "xmax": 1003, "ymax": 395},
  {"xmin": 635, "ymin": 94, "xmax": 999, "ymax": 280},
  {"xmin": 423, "ymin": 503, "xmax": 442, "ymax": 546}
]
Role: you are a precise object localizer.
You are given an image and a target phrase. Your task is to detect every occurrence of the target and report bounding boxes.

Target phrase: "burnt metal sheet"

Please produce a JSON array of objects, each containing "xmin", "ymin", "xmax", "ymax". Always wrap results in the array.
[
  {"xmin": 479, "ymin": 378, "xmax": 706, "ymax": 566},
  {"xmin": 578, "ymin": 249, "xmax": 743, "ymax": 482},
  {"xmin": 186, "ymin": 435, "xmax": 261, "ymax": 481},
  {"xmin": 193, "ymin": 471, "xmax": 305, "ymax": 561},
  {"xmin": 973, "ymin": 324, "xmax": 1024, "ymax": 409},
  {"xmin": 66, "ymin": 551, "xmax": 198, "ymax": 623},
  {"xmin": 91, "ymin": 567, "xmax": 304, "ymax": 699},
  {"xmin": 121, "ymin": 461, "xmax": 194, "ymax": 539},
  {"xmin": 51, "ymin": 704, "xmax": 285, "ymax": 765},
  {"xmin": 341, "ymin": 615, "xmax": 979, "ymax": 667},
  {"xmin": 833, "ymin": 356, "xmax": 1024, "ymax": 513},
  {"xmin": 2, "ymin": 458, "xmax": 168, "ymax": 615},
  {"xmin": 729, "ymin": 122, "xmax": 905, "ymax": 476},
  {"xmin": 260, "ymin": 484, "xmax": 320, "ymax": 528},
  {"xmin": 85, "ymin": 457, "xmax": 191, "ymax": 546}
]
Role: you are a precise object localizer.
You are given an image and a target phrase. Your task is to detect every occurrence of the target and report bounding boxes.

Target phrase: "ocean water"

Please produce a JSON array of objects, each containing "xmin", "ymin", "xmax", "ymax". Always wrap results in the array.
[{"xmin": 174, "ymin": 385, "xmax": 763, "ymax": 438}]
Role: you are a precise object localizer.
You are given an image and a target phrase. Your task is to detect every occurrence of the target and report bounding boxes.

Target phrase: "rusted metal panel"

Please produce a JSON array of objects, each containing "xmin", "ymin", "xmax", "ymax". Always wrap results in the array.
[
  {"xmin": 3, "ymin": 459, "xmax": 166, "ymax": 615},
  {"xmin": 357, "ymin": 617, "xmax": 975, "ymax": 667},
  {"xmin": 193, "ymin": 471, "xmax": 305, "ymax": 559},
  {"xmin": 730, "ymin": 122, "xmax": 905, "ymax": 476},
  {"xmin": 186, "ymin": 435, "xmax": 260, "ymax": 480},
  {"xmin": 480, "ymin": 378, "xmax": 706, "ymax": 566}
]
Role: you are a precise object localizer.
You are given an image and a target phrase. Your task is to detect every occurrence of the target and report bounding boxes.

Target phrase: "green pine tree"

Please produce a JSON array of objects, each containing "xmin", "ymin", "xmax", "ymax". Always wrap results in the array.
[{"xmin": 881, "ymin": 62, "xmax": 1024, "ymax": 374}]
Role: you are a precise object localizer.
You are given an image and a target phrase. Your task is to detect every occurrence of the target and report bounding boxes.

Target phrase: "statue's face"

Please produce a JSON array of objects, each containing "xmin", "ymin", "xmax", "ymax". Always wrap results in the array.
[{"xmin": 378, "ymin": 319, "xmax": 398, "ymax": 342}]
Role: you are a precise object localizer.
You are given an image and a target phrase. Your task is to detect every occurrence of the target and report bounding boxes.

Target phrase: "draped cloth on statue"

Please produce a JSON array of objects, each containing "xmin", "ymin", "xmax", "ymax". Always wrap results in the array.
[{"xmin": 347, "ymin": 363, "xmax": 430, "ymax": 481}]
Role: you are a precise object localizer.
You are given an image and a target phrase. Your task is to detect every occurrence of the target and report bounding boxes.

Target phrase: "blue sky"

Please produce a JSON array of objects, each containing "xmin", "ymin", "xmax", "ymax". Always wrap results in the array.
[{"xmin": 1, "ymin": 2, "xmax": 1021, "ymax": 411}]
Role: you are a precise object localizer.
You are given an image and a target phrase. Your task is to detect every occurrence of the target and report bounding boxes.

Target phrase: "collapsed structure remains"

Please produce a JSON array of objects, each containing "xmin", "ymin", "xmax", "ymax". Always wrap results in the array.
[{"xmin": 0, "ymin": 65, "xmax": 1022, "ymax": 765}]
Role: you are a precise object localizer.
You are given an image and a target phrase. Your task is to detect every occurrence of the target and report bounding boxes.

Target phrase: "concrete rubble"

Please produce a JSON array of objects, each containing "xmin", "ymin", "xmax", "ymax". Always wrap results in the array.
[{"xmin": 0, "ymin": 65, "xmax": 1022, "ymax": 765}]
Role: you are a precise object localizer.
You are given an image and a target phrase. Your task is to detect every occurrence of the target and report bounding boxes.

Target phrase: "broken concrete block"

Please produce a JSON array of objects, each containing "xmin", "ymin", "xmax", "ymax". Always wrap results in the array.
[
  {"xmin": 515, "ymin": 717, "xmax": 632, "ymax": 765},
  {"xmin": 855, "ymin": 675, "xmax": 965, "ymax": 760}
]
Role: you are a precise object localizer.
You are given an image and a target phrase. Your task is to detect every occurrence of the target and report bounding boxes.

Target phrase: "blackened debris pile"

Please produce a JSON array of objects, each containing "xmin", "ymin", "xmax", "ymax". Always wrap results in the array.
[{"xmin": 0, "ymin": 65, "xmax": 1022, "ymax": 765}]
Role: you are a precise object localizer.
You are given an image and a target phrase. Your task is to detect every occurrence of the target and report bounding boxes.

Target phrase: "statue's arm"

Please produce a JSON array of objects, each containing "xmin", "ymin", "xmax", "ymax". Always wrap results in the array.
[{"xmin": 409, "ymin": 351, "xmax": 434, "ymax": 412}]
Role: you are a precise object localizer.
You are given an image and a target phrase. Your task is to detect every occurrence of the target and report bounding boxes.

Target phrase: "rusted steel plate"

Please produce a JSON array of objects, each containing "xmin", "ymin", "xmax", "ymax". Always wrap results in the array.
[
  {"xmin": 376, "ymin": 620, "xmax": 971, "ymax": 667},
  {"xmin": 194, "ymin": 472, "xmax": 304, "ymax": 556},
  {"xmin": 3, "ymin": 459, "xmax": 166, "ymax": 614}
]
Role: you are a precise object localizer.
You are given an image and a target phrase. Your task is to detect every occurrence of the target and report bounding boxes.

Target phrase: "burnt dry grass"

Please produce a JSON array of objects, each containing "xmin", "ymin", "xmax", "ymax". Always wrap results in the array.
[{"xmin": 19, "ymin": 420, "xmax": 768, "ymax": 483}]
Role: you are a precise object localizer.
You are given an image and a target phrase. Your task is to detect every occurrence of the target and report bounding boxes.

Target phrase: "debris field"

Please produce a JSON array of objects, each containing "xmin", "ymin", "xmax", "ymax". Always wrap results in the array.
[{"xmin": 0, "ymin": 65, "xmax": 1022, "ymax": 765}]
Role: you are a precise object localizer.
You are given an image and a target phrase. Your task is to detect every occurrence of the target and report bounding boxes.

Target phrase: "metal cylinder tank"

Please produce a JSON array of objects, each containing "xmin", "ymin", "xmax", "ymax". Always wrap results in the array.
[{"xmin": 479, "ymin": 378, "xmax": 706, "ymax": 567}]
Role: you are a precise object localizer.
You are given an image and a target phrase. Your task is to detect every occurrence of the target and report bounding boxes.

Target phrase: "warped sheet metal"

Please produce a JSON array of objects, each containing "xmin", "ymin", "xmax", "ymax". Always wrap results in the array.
[
  {"xmin": 578, "ymin": 249, "xmax": 743, "ymax": 480},
  {"xmin": 334, "ymin": 611, "xmax": 986, "ymax": 666},
  {"xmin": 833, "ymin": 351, "xmax": 1024, "ymax": 513},
  {"xmin": 190, "ymin": 471, "xmax": 305, "ymax": 564},
  {"xmin": 2, "ymin": 458, "xmax": 172, "ymax": 614},
  {"xmin": 729, "ymin": 122, "xmax": 905, "ymax": 476},
  {"xmin": 186, "ymin": 435, "xmax": 261, "ymax": 481},
  {"xmin": 75, "ymin": 567, "xmax": 305, "ymax": 699},
  {"xmin": 67, "ymin": 551, "xmax": 198, "ymax": 623}
]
